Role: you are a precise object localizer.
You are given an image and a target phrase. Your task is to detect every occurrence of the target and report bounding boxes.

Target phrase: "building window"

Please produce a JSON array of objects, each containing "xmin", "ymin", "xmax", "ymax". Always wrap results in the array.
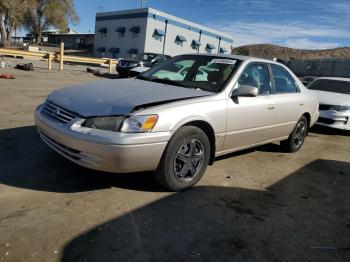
[
  {"xmin": 219, "ymin": 47, "xmax": 227, "ymax": 53},
  {"xmin": 116, "ymin": 27, "xmax": 126, "ymax": 38},
  {"xmin": 129, "ymin": 26, "xmax": 140, "ymax": 38},
  {"xmin": 127, "ymin": 48, "xmax": 138, "ymax": 58},
  {"xmin": 175, "ymin": 35, "xmax": 187, "ymax": 47},
  {"xmin": 98, "ymin": 28, "xmax": 107, "ymax": 38},
  {"xmin": 206, "ymin": 43, "xmax": 215, "ymax": 53},
  {"xmin": 96, "ymin": 47, "xmax": 106, "ymax": 57},
  {"xmin": 191, "ymin": 39, "xmax": 201, "ymax": 51},
  {"xmin": 153, "ymin": 28, "xmax": 165, "ymax": 42},
  {"xmin": 108, "ymin": 48, "xmax": 120, "ymax": 59}
]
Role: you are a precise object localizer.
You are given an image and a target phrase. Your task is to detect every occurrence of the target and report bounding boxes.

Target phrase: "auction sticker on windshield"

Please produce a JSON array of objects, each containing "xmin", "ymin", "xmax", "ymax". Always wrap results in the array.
[{"xmin": 210, "ymin": 59, "xmax": 237, "ymax": 65}]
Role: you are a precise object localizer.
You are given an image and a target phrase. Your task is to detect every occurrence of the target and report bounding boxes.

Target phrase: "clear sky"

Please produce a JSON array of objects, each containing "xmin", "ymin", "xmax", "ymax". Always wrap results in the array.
[{"xmin": 73, "ymin": 0, "xmax": 350, "ymax": 49}]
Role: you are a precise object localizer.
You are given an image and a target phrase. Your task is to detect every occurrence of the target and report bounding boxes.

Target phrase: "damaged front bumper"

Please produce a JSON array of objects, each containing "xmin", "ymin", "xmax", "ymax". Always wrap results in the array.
[
  {"xmin": 34, "ymin": 106, "xmax": 171, "ymax": 173},
  {"xmin": 316, "ymin": 110, "xmax": 350, "ymax": 130}
]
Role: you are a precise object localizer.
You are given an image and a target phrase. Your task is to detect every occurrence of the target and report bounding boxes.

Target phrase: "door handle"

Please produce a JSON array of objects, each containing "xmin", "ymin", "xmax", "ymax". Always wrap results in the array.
[
  {"xmin": 299, "ymin": 103, "xmax": 304, "ymax": 106},
  {"xmin": 267, "ymin": 105, "xmax": 275, "ymax": 110}
]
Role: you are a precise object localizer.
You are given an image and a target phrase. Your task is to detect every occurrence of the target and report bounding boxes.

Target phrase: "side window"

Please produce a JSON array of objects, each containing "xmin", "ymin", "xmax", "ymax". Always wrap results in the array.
[
  {"xmin": 238, "ymin": 63, "xmax": 271, "ymax": 95},
  {"xmin": 271, "ymin": 64, "xmax": 299, "ymax": 93}
]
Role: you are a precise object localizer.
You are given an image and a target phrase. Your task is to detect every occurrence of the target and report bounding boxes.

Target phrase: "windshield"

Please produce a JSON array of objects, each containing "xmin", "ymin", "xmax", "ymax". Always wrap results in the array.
[
  {"xmin": 308, "ymin": 79, "xmax": 350, "ymax": 95},
  {"xmin": 137, "ymin": 53, "xmax": 157, "ymax": 62},
  {"xmin": 137, "ymin": 55, "xmax": 240, "ymax": 93}
]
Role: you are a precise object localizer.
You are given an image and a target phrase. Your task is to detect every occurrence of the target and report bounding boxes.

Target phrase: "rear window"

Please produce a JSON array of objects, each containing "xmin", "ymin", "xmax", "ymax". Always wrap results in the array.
[{"xmin": 308, "ymin": 79, "xmax": 350, "ymax": 94}]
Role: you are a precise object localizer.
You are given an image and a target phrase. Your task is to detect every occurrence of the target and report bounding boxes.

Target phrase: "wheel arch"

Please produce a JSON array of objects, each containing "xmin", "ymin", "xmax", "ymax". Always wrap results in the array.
[
  {"xmin": 302, "ymin": 112, "xmax": 311, "ymax": 133},
  {"xmin": 179, "ymin": 120, "xmax": 216, "ymax": 165}
]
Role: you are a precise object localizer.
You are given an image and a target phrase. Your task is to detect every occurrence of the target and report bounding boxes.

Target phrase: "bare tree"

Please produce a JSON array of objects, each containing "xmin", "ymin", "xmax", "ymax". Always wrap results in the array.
[
  {"xmin": 0, "ymin": 0, "xmax": 28, "ymax": 47},
  {"xmin": 24, "ymin": 0, "xmax": 79, "ymax": 44}
]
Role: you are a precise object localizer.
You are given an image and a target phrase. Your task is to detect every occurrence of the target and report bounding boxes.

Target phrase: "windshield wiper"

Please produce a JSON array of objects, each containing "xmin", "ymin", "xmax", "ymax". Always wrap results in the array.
[{"xmin": 151, "ymin": 78, "xmax": 186, "ymax": 87}]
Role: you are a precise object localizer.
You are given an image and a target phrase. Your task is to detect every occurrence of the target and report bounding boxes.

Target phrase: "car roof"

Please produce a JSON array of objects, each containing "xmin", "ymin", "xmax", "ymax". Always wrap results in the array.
[
  {"xmin": 183, "ymin": 53, "xmax": 284, "ymax": 66},
  {"xmin": 315, "ymin": 77, "xmax": 350, "ymax": 82}
]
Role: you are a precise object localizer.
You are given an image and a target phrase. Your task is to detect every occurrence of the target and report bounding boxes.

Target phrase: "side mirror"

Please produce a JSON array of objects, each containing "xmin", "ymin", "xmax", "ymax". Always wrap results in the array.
[{"xmin": 233, "ymin": 85, "xmax": 258, "ymax": 97}]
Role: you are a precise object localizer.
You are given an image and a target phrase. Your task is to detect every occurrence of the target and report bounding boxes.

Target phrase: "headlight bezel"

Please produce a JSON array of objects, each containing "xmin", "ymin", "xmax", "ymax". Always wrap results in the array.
[
  {"xmin": 82, "ymin": 116, "xmax": 126, "ymax": 132},
  {"xmin": 120, "ymin": 115, "xmax": 158, "ymax": 133},
  {"xmin": 82, "ymin": 114, "xmax": 158, "ymax": 133}
]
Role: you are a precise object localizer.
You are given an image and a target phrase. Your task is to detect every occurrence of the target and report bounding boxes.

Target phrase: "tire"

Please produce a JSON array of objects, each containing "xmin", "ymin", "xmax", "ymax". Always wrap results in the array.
[
  {"xmin": 281, "ymin": 116, "xmax": 308, "ymax": 153},
  {"xmin": 155, "ymin": 126, "xmax": 210, "ymax": 191}
]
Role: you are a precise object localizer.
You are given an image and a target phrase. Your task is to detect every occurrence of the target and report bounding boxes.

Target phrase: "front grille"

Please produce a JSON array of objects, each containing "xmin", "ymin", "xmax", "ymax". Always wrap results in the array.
[
  {"xmin": 318, "ymin": 117, "xmax": 335, "ymax": 125},
  {"xmin": 42, "ymin": 101, "xmax": 78, "ymax": 124},
  {"xmin": 319, "ymin": 104, "xmax": 332, "ymax": 111}
]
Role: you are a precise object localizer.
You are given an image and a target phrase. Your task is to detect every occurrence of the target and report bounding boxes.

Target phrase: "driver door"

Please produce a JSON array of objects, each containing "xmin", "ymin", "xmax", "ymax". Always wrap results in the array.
[{"xmin": 223, "ymin": 63, "xmax": 279, "ymax": 151}]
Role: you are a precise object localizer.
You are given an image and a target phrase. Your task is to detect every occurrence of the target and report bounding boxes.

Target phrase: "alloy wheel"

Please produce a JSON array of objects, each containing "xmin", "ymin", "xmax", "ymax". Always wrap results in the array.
[{"xmin": 173, "ymin": 139, "xmax": 205, "ymax": 182}]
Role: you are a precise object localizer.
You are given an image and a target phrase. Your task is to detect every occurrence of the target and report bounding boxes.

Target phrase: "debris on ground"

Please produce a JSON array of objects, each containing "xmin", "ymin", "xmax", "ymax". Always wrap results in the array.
[
  {"xmin": 0, "ymin": 74, "xmax": 15, "ymax": 79},
  {"xmin": 86, "ymin": 67, "xmax": 100, "ymax": 74},
  {"xmin": 0, "ymin": 60, "xmax": 13, "ymax": 68},
  {"xmin": 15, "ymin": 63, "xmax": 34, "ymax": 71}
]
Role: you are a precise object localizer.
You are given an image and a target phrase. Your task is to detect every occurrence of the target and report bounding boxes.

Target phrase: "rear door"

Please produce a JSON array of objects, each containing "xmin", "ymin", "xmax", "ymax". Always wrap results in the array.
[{"xmin": 224, "ymin": 62, "xmax": 279, "ymax": 151}]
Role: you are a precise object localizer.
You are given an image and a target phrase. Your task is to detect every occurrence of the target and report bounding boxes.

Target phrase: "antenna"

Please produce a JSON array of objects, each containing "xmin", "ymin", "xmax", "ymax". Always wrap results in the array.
[
  {"xmin": 140, "ymin": 0, "xmax": 148, "ymax": 8},
  {"xmin": 97, "ymin": 5, "xmax": 104, "ymax": 12}
]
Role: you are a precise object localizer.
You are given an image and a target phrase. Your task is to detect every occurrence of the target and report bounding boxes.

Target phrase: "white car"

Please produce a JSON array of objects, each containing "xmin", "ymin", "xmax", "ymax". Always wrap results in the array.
[{"xmin": 308, "ymin": 77, "xmax": 350, "ymax": 130}]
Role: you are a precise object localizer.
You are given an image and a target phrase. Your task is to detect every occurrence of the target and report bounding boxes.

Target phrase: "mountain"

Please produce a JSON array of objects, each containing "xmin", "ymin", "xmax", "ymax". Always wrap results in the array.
[{"xmin": 232, "ymin": 44, "xmax": 350, "ymax": 59}]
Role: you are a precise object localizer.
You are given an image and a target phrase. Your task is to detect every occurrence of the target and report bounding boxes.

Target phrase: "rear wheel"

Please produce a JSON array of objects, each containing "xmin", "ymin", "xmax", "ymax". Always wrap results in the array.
[
  {"xmin": 155, "ymin": 126, "xmax": 210, "ymax": 191},
  {"xmin": 281, "ymin": 116, "xmax": 308, "ymax": 152}
]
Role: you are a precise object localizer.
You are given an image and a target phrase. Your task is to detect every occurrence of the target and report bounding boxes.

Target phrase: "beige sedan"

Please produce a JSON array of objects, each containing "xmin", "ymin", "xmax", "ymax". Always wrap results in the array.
[{"xmin": 35, "ymin": 54, "xmax": 319, "ymax": 191}]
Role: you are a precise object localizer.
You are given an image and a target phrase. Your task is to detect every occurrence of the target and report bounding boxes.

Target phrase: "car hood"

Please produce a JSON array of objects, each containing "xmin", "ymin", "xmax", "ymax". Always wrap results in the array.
[
  {"xmin": 311, "ymin": 90, "xmax": 350, "ymax": 105},
  {"xmin": 48, "ymin": 78, "xmax": 213, "ymax": 117}
]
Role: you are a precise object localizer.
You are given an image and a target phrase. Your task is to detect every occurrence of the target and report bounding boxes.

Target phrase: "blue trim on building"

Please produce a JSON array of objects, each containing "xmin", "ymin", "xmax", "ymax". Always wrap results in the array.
[
  {"xmin": 96, "ymin": 12, "xmax": 148, "ymax": 21},
  {"xmin": 96, "ymin": 10, "xmax": 233, "ymax": 44}
]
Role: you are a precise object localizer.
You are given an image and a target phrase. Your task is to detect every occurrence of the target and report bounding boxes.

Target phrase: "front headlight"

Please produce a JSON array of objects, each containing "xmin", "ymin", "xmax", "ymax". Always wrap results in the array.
[
  {"xmin": 120, "ymin": 115, "xmax": 158, "ymax": 133},
  {"xmin": 329, "ymin": 105, "xmax": 350, "ymax": 112},
  {"xmin": 82, "ymin": 115, "xmax": 158, "ymax": 133},
  {"xmin": 83, "ymin": 116, "xmax": 125, "ymax": 132}
]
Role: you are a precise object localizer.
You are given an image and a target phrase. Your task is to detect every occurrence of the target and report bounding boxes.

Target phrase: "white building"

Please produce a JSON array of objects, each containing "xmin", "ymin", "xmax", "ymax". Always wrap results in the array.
[{"xmin": 94, "ymin": 7, "xmax": 233, "ymax": 58}]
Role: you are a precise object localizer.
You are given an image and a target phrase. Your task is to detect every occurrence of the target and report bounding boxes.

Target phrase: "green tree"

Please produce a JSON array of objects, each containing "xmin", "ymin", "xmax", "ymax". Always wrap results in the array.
[
  {"xmin": 24, "ymin": 0, "xmax": 79, "ymax": 43},
  {"xmin": 0, "ymin": 0, "xmax": 29, "ymax": 47}
]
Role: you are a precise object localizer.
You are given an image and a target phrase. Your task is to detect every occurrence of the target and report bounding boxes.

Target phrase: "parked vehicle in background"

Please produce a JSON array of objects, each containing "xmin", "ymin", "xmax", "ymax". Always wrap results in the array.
[
  {"xmin": 129, "ymin": 66, "xmax": 151, "ymax": 77},
  {"xmin": 286, "ymin": 58, "xmax": 350, "ymax": 78},
  {"xmin": 117, "ymin": 52, "xmax": 171, "ymax": 78},
  {"xmin": 301, "ymin": 76, "xmax": 318, "ymax": 86},
  {"xmin": 308, "ymin": 77, "xmax": 350, "ymax": 130},
  {"xmin": 35, "ymin": 54, "xmax": 319, "ymax": 191}
]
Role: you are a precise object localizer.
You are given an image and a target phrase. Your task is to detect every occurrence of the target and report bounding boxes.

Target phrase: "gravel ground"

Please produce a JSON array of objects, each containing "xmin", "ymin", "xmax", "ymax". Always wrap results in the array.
[{"xmin": 0, "ymin": 58, "xmax": 349, "ymax": 262}]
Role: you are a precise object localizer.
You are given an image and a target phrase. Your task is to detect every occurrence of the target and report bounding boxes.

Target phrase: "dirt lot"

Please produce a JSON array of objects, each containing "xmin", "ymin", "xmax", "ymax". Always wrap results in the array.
[{"xmin": 0, "ymin": 58, "xmax": 350, "ymax": 262}]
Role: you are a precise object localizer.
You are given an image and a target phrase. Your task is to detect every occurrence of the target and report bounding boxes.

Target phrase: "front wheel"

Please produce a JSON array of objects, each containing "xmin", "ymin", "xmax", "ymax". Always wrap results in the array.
[
  {"xmin": 281, "ymin": 116, "xmax": 308, "ymax": 152},
  {"xmin": 155, "ymin": 126, "xmax": 210, "ymax": 191}
]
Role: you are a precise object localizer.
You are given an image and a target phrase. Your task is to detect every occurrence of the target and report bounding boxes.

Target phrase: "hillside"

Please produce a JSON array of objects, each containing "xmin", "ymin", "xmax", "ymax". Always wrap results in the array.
[{"xmin": 232, "ymin": 44, "xmax": 350, "ymax": 59}]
